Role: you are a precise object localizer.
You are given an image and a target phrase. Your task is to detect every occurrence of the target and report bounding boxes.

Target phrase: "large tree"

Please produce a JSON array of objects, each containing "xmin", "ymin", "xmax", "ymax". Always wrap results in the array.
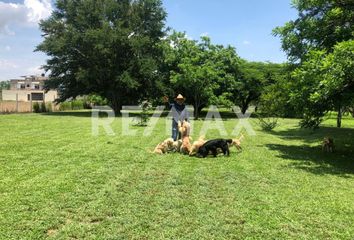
[
  {"xmin": 273, "ymin": 0, "xmax": 354, "ymax": 62},
  {"xmin": 274, "ymin": 0, "xmax": 354, "ymax": 128},
  {"xmin": 257, "ymin": 64, "xmax": 297, "ymax": 118},
  {"xmin": 292, "ymin": 40, "xmax": 354, "ymax": 128},
  {"xmin": 221, "ymin": 61, "xmax": 284, "ymax": 114},
  {"xmin": 37, "ymin": 0, "xmax": 167, "ymax": 113},
  {"xmin": 163, "ymin": 32, "xmax": 227, "ymax": 119}
]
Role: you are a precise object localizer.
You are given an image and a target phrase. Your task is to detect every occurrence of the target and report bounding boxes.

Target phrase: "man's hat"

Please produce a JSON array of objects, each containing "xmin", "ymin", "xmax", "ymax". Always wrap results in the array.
[{"xmin": 175, "ymin": 94, "xmax": 185, "ymax": 101}]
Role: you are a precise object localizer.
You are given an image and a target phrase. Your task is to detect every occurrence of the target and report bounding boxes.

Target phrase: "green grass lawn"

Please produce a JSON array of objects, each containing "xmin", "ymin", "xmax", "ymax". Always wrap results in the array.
[{"xmin": 0, "ymin": 112, "xmax": 353, "ymax": 239}]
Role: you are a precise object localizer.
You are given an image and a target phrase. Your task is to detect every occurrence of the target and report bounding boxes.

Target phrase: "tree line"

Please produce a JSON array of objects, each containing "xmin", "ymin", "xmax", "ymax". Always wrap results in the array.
[
  {"xmin": 274, "ymin": 0, "xmax": 354, "ymax": 128},
  {"xmin": 37, "ymin": 0, "xmax": 353, "ymax": 127}
]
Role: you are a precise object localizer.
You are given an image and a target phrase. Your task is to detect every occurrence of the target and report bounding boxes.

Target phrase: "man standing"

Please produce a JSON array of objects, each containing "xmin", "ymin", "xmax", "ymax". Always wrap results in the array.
[{"xmin": 163, "ymin": 94, "xmax": 189, "ymax": 141}]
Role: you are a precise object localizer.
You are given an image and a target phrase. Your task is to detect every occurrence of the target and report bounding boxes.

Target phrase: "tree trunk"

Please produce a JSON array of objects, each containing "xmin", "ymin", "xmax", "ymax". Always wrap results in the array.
[
  {"xmin": 194, "ymin": 104, "xmax": 199, "ymax": 120},
  {"xmin": 198, "ymin": 105, "xmax": 204, "ymax": 115},
  {"xmin": 111, "ymin": 102, "xmax": 122, "ymax": 115},
  {"xmin": 337, "ymin": 104, "xmax": 342, "ymax": 128},
  {"xmin": 238, "ymin": 98, "xmax": 250, "ymax": 115},
  {"xmin": 241, "ymin": 104, "xmax": 248, "ymax": 115},
  {"xmin": 194, "ymin": 97, "xmax": 202, "ymax": 120},
  {"xmin": 108, "ymin": 93, "xmax": 122, "ymax": 116}
]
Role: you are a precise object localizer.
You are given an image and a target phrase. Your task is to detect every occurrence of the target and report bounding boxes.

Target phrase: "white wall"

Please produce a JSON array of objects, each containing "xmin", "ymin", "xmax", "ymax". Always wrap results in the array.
[{"xmin": 1, "ymin": 90, "xmax": 57, "ymax": 102}]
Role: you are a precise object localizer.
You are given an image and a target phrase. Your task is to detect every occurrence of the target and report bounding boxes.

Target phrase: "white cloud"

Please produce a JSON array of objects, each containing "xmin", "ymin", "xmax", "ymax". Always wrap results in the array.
[
  {"xmin": 0, "ymin": 59, "xmax": 18, "ymax": 69},
  {"xmin": 243, "ymin": 40, "xmax": 251, "ymax": 45},
  {"xmin": 200, "ymin": 32, "xmax": 209, "ymax": 37},
  {"xmin": 0, "ymin": 59, "xmax": 46, "ymax": 79},
  {"xmin": 26, "ymin": 65, "xmax": 43, "ymax": 75},
  {"xmin": 5, "ymin": 45, "xmax": 11, "ymax": 51},
  {"xmin": 25, "ymin": 0, "xmax": 52, "ymax": 23},
  {"xmin": 0, "ymin": 0, "xmax": 52, "ymax": 34}
]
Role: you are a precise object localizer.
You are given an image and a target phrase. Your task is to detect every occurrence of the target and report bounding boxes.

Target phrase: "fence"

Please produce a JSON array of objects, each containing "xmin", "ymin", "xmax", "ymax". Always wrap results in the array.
[
  {"xmin": 0, "ymin": 90, "xmax": 61, "ymax": 114},
  {"xmin": 0, "ymin": 101, "xmax": 60, "ymax": 113},
  {"xmin": 0, "ymin": 101, "xmax": 31, "ymax": 113}
]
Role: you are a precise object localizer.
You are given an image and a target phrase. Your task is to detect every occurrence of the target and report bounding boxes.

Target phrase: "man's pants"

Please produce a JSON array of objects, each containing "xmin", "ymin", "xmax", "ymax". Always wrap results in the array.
[{"xmin": 172, "ymin": 120, "xmax": 180, "ymax": 141}]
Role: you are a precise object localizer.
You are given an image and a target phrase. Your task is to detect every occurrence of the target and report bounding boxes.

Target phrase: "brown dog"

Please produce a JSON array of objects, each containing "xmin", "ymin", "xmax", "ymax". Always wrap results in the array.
[
  {"xmin": 230, "ymin": 134, "xmax": 244, "ymax": 151},
  {"xmin": 189, "ymin": 136, "xmax": 206, "ymax": 156},
  {"xmin": 178, "ymin": 120, "xmax": 192, "ymax": 154},
  {"xmin": 153, "ymin": 138, "xmax": 174, "ymax": 154},
  {"xmin": 172, "ymin": 139, "xmax": 183, "ymax": 152},
  {"xmin": 322, "ymin": 137, "xmax": 334, "ymax": 152}
]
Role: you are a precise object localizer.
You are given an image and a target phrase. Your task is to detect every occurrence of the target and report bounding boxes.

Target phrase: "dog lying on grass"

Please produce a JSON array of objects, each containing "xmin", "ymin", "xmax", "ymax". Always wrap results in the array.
[
  {"xmin": 197, "ymin": 139, "xmax": 232, "ymax": 158},
  {"xmin": 178, "ymin": 120, "xmax": 192, "ymax": 154},
  {"xmin": 153, "ymin": 138, "xmax": 174, "ymax": 154}
]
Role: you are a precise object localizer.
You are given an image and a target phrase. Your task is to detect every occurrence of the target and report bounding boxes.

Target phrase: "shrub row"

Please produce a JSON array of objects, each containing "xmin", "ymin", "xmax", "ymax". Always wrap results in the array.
[{"xmin": 33, "ymin": 102, "xmax": 52, "ymax": 113}]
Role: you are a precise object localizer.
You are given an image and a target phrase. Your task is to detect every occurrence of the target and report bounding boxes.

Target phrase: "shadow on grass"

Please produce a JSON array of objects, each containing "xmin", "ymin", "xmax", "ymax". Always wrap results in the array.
[
  {"xmin": 42, "ymin": 111, "xmax": 160, "ymax": 118},
  {"xmin": 265, "ymin": 143, "xmax": 354, "ymax": 177},
  {"xmin": 267, "ymin": 125, "xmax": 353, "ymax": 176},
  {"xmin": 41, "ymin": 111, "xmax": 93, "ymax": 118},
  {"xmin": 271, "ymin": 126, "xmax": 354, "ymax": 145}
]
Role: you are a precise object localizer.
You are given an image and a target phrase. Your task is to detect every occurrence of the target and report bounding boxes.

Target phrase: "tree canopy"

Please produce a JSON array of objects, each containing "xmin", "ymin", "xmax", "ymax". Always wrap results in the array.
[
  {"xmin": 273, "ymin": 0, "xmax": 354, "ymax": 62},
  {"xmin": 37, "ymin": 0, "xmax": 167, "ymax": 113},
  {"xmin": 223, "ymin": 61, "xmax": 285, "ymax": 114},
  {"xmin": 274, "ymin": 0, "xmax": 354, "ymax": 128},
  {"xmin": 163, "ymin": 32, "xmax": 240, "ymax": 118},
  {"xmin": 0, "ymin": 81, "xmax": 10, "ymax": 90},
  {"xmin": 292, "ymin": 40, "xmax": 354, "ymax": 128}
]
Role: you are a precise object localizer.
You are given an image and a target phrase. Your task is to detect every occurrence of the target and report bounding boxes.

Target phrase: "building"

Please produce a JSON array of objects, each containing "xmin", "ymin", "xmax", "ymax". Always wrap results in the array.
[{"xmin": 1, "ymin": 75, "xmax": 57, "ymax": 102}]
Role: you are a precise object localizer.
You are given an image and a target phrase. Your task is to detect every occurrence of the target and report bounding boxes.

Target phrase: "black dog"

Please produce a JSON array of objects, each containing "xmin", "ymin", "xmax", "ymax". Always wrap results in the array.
[{"xmin": 197, "ymin": 139, "xmax": 232, "ymax": 158}]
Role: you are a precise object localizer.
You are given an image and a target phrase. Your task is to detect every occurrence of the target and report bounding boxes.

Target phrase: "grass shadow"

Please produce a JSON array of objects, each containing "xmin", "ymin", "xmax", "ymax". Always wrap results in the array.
[
  {"xmin": 41, "ymin": 111, "xmax": 93, "ymax": 118},
  {"xmin": 265, "ymin": 143, "xmax": 354, "ymax": 177},
  {"xmin": 271, "ymin": 126, "xmax": 354, "ymax": 145}
]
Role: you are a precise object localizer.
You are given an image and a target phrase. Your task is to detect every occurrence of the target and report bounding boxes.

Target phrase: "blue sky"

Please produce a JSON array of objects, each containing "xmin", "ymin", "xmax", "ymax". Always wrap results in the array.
[{"xmin": 0, "ymin": 0, "xmax": 297, "ymax": 80}]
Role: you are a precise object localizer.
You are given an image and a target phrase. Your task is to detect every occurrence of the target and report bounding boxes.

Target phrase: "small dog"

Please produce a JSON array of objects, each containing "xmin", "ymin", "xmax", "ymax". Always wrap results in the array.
[
  {"xmin": 322, "ymin": 137, "xmax": 334, "ymax": 152},
  {"xmin": 197, "ymin": 139, "xmax": 232, "ymax": 158},
  {"xmin": 172, "ymin": 139, "xmax": 183, "ymax": 152},
  {"xmin": 189, "ymin": 136, "xmax": 206, "ymax": 156},
  {"xmin": 229, "ymin": 134, "xmax": 244, "ymax": 151},
  {"xmin": 153, "ymin": 138, "xmax": 174, "ymax": 154},
  {"xmin": 178, "ymin": 120, "xmax": 192, "ymax": 154}
]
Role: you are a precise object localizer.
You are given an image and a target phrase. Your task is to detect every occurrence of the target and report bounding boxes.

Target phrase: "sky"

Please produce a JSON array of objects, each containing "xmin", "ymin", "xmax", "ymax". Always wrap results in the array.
[{"xmin": 0, "ymin": 0, "xmax": 298, "ymax": 81}]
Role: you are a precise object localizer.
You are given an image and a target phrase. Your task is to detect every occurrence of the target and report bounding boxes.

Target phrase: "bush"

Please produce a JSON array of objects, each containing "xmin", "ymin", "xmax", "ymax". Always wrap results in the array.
[
  {"xmin": 33, "ymin": 102, "xmax": 41, "ymax": 113},
  {"xmin": 258, "ymin": 117, "xmax": 279, "ymax": 131},
  {"xmin": 83, "ymin": 100, "xmax": 92, "ymax": 109},
  {"xmin": 135, "ymin": 100, "xmax": 152, "ymax": 127},
  {"xmin": 58, "ymin": 100, "xmax": 86, "ymax": 111},
  {"xmin": 40, "ymin": 102, "xmax": 47, "ymax": 112},
  {"xmin": 71, "ymin": 100, "xmax": 84, "ymax": 110},
  {"xmin": 46, "ymin": 102, "xmax": 52, "ymax": 112},
  {"xmin": 59, "ymin": 102, "xmax": 73, "ymax": 111},
  {"xmin": 85, "ymin": 94, "xmax": 108, "ymax": 107},
  {"xmin": 33, "ymin": 102, "xmax": 51, "ymax": 113}
]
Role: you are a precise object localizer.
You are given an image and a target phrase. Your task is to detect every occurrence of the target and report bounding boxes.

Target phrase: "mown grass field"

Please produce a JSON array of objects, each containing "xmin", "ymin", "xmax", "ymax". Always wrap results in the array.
[{"xmin": 0, "ymin": 112, "xmax": 353, "ymax": 239}]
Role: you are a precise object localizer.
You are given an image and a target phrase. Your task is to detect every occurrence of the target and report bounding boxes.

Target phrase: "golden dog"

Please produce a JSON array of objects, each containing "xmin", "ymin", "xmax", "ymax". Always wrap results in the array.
[
  {"xmin": 153, "ymin": 138, "xmax": 174, "ymax": 154},
  {"xmin": 189, "ymin": 136, "xmax": 206, "ymax": 156},
  {"xmin": 229, "ymin": 134, "xmax": 244, "ymax": 151},
  {"xmin": 178, "ymin": 120, "xmax": 192, "ymax": 154}
]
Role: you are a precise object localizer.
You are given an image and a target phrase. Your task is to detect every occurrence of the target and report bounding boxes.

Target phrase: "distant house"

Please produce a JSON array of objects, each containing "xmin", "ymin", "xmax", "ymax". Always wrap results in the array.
[{"xmin": 1, "ymin": 75, "xmax": 57, "ymax": 102}]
